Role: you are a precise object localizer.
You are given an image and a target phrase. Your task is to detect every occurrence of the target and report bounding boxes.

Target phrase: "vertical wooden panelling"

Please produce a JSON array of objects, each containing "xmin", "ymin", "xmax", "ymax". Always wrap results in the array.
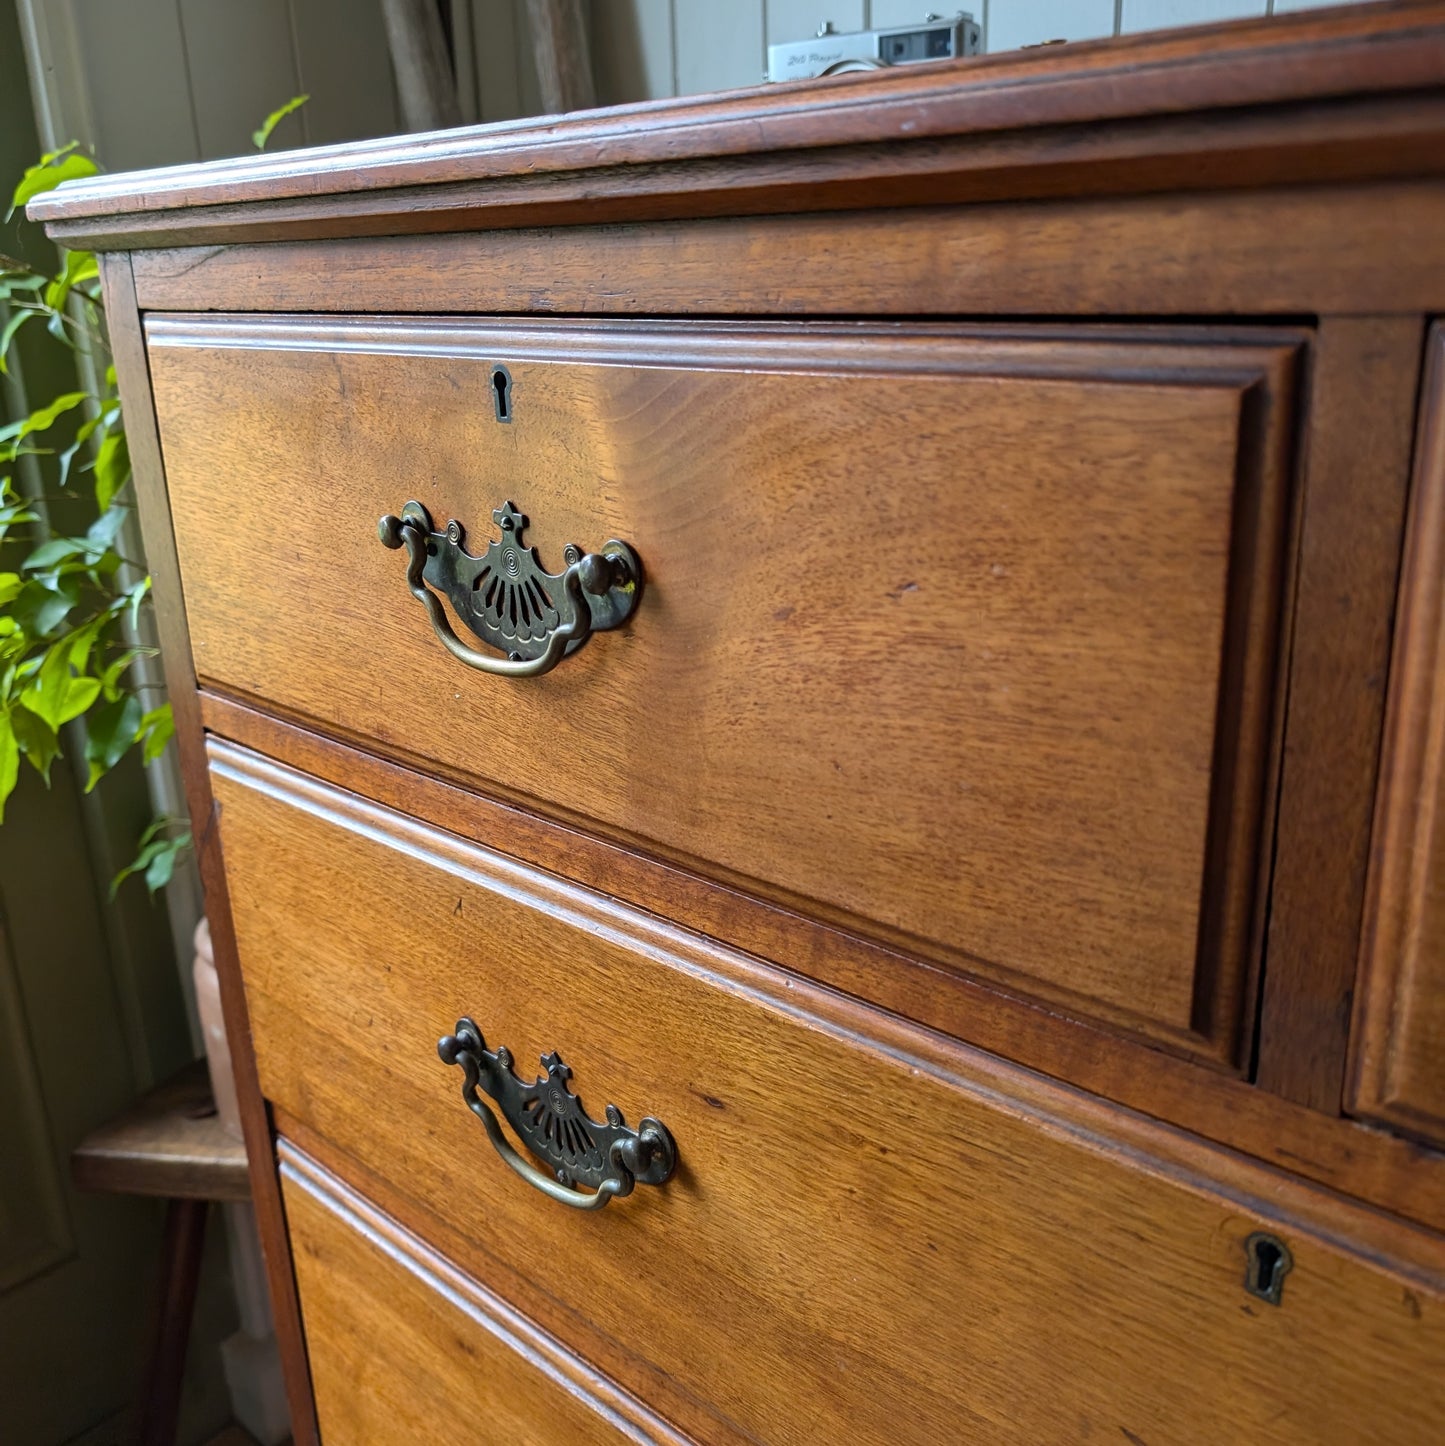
[
  {"xmin": 869, "ymin": 0, "xmax": 948, "ymax": 25},
  {"xmin": 595, "ymin": 0, "xmax": 1360, "ymax": 98},
  {"xmin": 67, "ymin": 0, "xmax": 201, "ymax": 168},
  {"xmin": 1120, "ymin": 0, "xmax": 1267, "ymax": 33},
  {"xmin": 1256, "ymin": 317, "xmax": 1425, "ymax": 1111},
  {"xmin": 0, "ymin": 918, "xmax": 72, "ymax": 1294},
  {"xmin": 593, "ymin": 0, "xmax": 674, "ymax": 104},
  {"xmin": 767, "ymin": 0, "xmax": 865, "ymax": 47},
  {"xmin": 512, "ymin": 0, "xmax": 545, "ymax": 115},
  {"xmin": 178, "ymin": 0, "xmax": 303, "ymax": 156},
  {"xmin": 1348, "ymin": 326, "xmax": 1445, "ymax": 1147},
  {"xmin": 674, "ymin": 0, "xmax": 763, "ymax": 95},
  {"xmin": 469, "ymin": 0, "xmax": 517, "ymax": 118},
  {"xmin": 988, "ymin": 0, "xmax": 1116, "ymax": 51},
  {"xmin": 290, "ymin": 0, "xmax": 402, "ymax": 144}
]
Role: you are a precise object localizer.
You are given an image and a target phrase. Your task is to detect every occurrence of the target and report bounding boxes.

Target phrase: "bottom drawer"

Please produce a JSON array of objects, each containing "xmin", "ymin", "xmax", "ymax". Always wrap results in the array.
[
  {"xmin": 214, "ymin": 742, "xmax": 1445, "ymax": 1445},
  {"xmin": 279, "ymin": 1142, "xmax": 684, "ymax": 1444}
]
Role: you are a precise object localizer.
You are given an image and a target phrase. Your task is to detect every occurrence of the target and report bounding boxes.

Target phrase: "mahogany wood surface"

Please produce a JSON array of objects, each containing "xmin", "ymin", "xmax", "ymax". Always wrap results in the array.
[
  {"xmin": 279, "ymin": 1144, "xmax": 686, "ymax": 1445},
  {"xmin": 148, "ymin": 317, "xmax": 1297, "ymax": 1068},
  {"xmin": 1350, "ymin": 325, "xmax": 1445, "ymax": 1146},
  {"xmin": 27, "ymin": 4, "xmax": 1445, "ymax": 249},
  {"xmin": 97, "ymin": 254, "xmax": 320, "ymax": 1446},
  {"xmin": 127, "ymin": 180, "xmax": 1445, "ymax": 319},
  {"xmin": 52, "ymin": 12, "xmax": 1445, "ymax": 1436},
  {"xmin": 200, "ymin": 691, "xmax": 1445, "ymax": 1235},
  {"xmin": 212, "ymin": 743, "xmax": 1445, "ymax": 1446},
  {"xmin": 1256, "ymin": 317, "xmax": 1426, "ymax": 1110}
]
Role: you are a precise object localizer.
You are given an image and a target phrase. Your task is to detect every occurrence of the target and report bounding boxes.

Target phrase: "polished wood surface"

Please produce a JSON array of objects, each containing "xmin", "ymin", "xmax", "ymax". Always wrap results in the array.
[
  {"xmin": 128, "ymin": 180, "xmax": 1445, "ymax": 320},
  {"xmin": 1350, "ymin": 325, "xmax": 1445, "ymax": 1146},
  {"xmin": 151, "ymin": 318, "xmax": 1297, "ymax": 1067},
  {"xmin": 1255, "ymin": 317, "xmax": 1426, "ymax": 1112},
  {"xmin": 49, "ymin": 12, "xmax": 1445, "ymax": 1437},
  {"xmin": 97, "ymin": 253, "xmax": 320, "ymax": 1446},
  {"xmin": 212, "ymin": 742, "xmax": 1445, "ymax": 1446},
  {"xmin": 28, "ymin": 3, "xmax": 1445, "ymax": 249},
  {"xmin": 279, "ymin": 1143, "xmax": 686, "ymax": 1445},
  {"xmin": 199, "ymin": 691, "xmax": 1445, "ymax": 1233},
  {"xmin": 70, "ymin": 1059, "xmax": 249, "ymax": 1203}
]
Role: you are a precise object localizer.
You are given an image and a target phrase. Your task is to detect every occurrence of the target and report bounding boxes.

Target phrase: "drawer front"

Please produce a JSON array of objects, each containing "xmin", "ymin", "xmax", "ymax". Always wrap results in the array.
[
  {"xmin": 279, "ymin": 1140, "xmax": 683, "ymax": 1445},
  {"xmin": 212, "ymin": 742, "xmax": 1445, "ymax": 1446},
  {"xmin": 1351, "ymin": 325, "xmax": 1445, "ymax": 1145},
  {"xmin": 154, "ymin": 317, "xmax": 1299, "ymax": 1066}
]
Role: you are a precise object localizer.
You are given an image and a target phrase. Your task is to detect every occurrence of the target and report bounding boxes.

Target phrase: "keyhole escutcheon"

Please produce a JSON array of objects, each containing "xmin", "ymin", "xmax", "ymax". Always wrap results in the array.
[
  {"xmin": 1244, "ymin": 1231, "xmax": 1292, "ymax": 1306},
  {"xmin": 492, "ymin": 364, "xmax": 513, "ymax": 423}
]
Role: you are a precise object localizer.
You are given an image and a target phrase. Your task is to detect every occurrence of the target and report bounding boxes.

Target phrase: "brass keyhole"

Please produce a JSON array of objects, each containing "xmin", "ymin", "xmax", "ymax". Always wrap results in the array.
[{"xmin": 1244, "ymin": 1232, "xmax": 1292, "ymax": 1306}]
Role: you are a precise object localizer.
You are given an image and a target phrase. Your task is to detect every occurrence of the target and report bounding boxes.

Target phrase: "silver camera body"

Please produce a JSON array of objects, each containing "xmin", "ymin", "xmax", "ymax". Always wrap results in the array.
[{"xmin": 766, "ymin": 13, "xmax": 981, "ymax": 84}]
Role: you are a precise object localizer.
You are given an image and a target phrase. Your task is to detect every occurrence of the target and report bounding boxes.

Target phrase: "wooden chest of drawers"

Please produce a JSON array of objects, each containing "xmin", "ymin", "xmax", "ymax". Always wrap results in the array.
[{"xmin": 34, "ymin": 5, "xmax": 1445, "ymax": 1441}]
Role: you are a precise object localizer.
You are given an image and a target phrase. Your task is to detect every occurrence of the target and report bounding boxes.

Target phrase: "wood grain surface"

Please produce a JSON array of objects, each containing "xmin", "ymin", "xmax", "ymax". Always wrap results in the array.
[
  {"xmin": 27, "ymin": 3, "xmax": 1445, "ymax": 249},
  {"xmin": 200, "ymin": 691, "xmax": 1445, "ymax": 1233},
  {"xmin": 212, "ymin": 741, "xmax": 1445, "ymax": 1446},
  {"xmin": 128, "ymin": 179, "xmax": 1445, "ymax": 319},
  {"xmin": 1256, "ymin": 318, "xmax": 1426, "ymax": 1111},
  {"xmin": 150, "ymin": 317, "xmax": 1298, "ymax": 1066},
  {"xmin": 70, "ymin": 1059, "xmax": 249, "ymax": 1203},
  {"xmin": 97, "ymin": 253, "xmax": 321, "ymax": 1446},
  {"xmin": 279, "ymin": 1144, "xmax": 687, "ymax": 1445},
  {"xmin": 1350, "ymin": 325, "xmax": 1445, "ymax": 1146}
]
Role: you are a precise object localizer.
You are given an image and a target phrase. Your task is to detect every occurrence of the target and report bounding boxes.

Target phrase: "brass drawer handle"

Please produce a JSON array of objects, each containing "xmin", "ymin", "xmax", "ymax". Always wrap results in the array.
[
  {"xmin": 438, "ymin": 1018, "xmax": 677, "ymax": 1211},
  {"xmin": 378, "ymin": 500, "xmax": 640, "ymax": 678}
]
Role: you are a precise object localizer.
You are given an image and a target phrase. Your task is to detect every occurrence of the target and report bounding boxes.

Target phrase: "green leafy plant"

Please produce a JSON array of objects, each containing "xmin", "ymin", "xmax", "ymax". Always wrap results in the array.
[
  {"xmin": 1, "ymin": 144, "xmax": 186, "ymax": 892},
  {"xmin": 252, "ymin": 93, "xmax": 310, "ymax": 151},
  {"xmin": 2, "ymin": 100, "xmax": 310, "ymax": 893}
]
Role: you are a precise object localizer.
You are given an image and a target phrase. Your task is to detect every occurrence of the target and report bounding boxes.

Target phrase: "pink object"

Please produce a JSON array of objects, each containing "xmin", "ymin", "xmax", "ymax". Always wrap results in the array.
[{"xmin": 193, "ymin": 916, "xmax": 244, "ymax": 1141}]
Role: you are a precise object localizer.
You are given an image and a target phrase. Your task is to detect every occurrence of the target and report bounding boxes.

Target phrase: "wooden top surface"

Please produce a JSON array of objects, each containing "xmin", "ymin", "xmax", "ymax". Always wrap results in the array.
[
  {"xmin": 28, "ymin": 2, "xmax": 1445, "ymax": 250},
  {"xmin": 71, "ymin": 1058, "xmax": 251, "ymax": 1202}
]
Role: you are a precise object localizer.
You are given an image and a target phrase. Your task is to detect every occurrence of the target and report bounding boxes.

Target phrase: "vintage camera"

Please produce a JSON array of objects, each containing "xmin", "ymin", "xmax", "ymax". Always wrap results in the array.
[{"xmin": 766, "ymin": 13, "xmax": 981, "ymax": 83}]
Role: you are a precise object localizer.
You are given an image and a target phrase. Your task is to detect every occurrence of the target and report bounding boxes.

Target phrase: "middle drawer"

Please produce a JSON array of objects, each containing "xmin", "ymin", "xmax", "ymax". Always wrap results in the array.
[{"xmin": 153, "ymin": 317, "xmax": 1300, "ymax": 1065}]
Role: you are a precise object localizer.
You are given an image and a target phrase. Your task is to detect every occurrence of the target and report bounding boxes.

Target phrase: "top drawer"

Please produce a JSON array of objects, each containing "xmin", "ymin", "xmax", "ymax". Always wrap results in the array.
[{"xmin": 149, "ymin": 317, "xmax": 1299, "ymax": 1067}]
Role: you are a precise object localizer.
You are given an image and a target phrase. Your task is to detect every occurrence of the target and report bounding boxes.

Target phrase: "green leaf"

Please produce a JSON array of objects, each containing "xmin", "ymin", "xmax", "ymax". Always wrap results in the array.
[
  {"xmin": 252, "ymin": 94, "xmax": 309, "ymax": 151},
  {"xmin": 112, "ymin": 838, "xmax": 165, "ymax": 897},
  {"xmin": 44, "ymin": 248, "xmax": 99, "ymax": 310},
  {"xmin": 0, "ymin": 308, "xmax": 34, "ymax": 375},
  {"xmin": 84, "ymin": 692, "xmax": 143, "ymax": 791},
  {"xmin": 9, "ymin": 146, "xmax": 100, "ymax": 218},
  {"xmin": 19, "ymin": 642, "xmax": 101, "ymax": 730},
  {"xmin": 45, "ymin": 308, "xmax": 75, "ymax": 347},
  {"xmin": 144, "ymin": 835, "xmax": 185, "ymax": 892},
  {"xmin": 0, "ymin": 502, "xmax": 41, "ymax": 542},
  {"xmin": 0, "ymin": 390, "xmax": 87, "ymax": 451},
  {"xmin": 140, "ymin": 702, "xmax": 173, "ymax": 763},
  {"xmin": 22, "ymin": 536, "xmax": 86, "ymax": 571},
  {"xmin": 94, "ymin": 429, "xmax": 129, "ymax": 510},
  {"xmin": 57, "ymin": 411, "xmax": 103, "ymax": 489},
  {"xmin": 99, "ymin": 647, "xmax": 144, "ymax": 700},
  {"xmin": 66, "ymin": 616, "xmax": 105, "ymax": 673},
  {"xmin": 123, "ymin": 575, "xmax": 151, "ymax": 630},
  {"xmin": 11, "ymin": 576, "xmax": 81, "ymax": 637},
  {"xmin": 0, "ymin": 269, "xmax": 47, "ymax": 295},
  {"xmin": 0, "ymin": 713, "xmax": 18, "ymax": 823},
  {"xmin": 111, "ymin": 823, "xmax": 190, "ymax": 898},
  {"xmin": 84, "ymin": 505, "xmax": 126, "ymax": 556},
  {"xmin": 0, "ymin": 572, "xmax": 20, "ymax": 606},
  {"xmin": 11, "ymin": 707, "xmax": 59, "ymax": 784}
]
